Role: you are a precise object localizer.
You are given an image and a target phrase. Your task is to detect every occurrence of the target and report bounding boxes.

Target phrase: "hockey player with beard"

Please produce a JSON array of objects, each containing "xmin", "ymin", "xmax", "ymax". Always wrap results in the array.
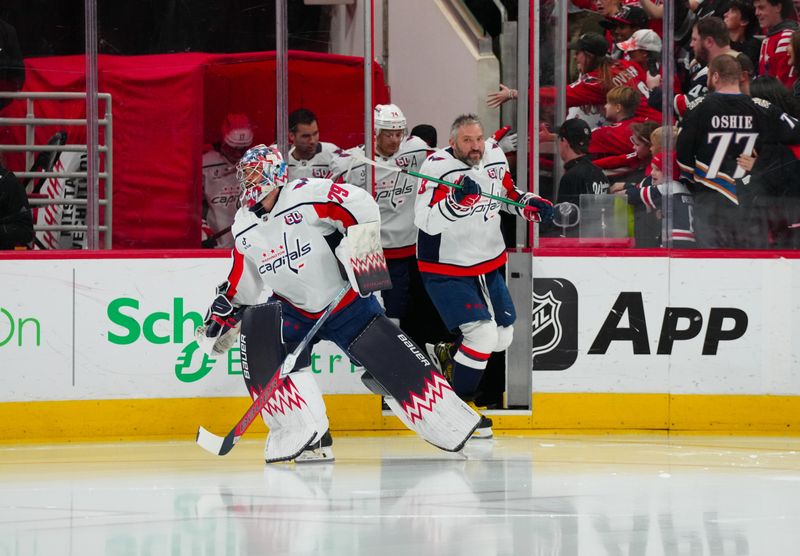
[
  {"xmin": 416, "ymin": 114, "xmax": 554, "ymax": 438},
  {"xmin": 286, "ymin": 108, "xmax": 342, "ymax": 181},
  {"xmin": 196, "ymin": 145, "xmax": 480, "ymax": 463},
  {"xmin": 201, "ymin": 113, "xmax": 254, "ymax": 248},
  {"xmin": 328, "ymin": 104, "xmax": 434, "ymax": 341}
]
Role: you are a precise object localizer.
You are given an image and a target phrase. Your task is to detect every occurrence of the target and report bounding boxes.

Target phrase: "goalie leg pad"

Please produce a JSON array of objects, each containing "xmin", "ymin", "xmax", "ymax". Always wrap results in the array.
[
  {"xmin": 348, "ymin": 315, "xmax": 480, "ymax": 452},
  {"xmin": 240, "ymin": 303, "xmax": 323, "ymax": 463}
]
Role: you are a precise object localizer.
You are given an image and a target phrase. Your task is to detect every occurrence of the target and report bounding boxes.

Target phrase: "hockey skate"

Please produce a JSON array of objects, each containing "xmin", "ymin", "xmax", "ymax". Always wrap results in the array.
[
  {"xmin": 425, "ymin": 342, "xmax": 455, "ymax": 383},
  {"xmin": 295, "ymin": 430, "xmax": 335, "ymax": 463},
  {"xmin": 426, "ymin": 342, "xmax": 493, "ymax": 439}
]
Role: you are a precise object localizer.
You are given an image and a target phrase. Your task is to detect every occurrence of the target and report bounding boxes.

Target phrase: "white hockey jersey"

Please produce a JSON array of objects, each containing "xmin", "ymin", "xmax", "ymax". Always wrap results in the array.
[
  {"xmin": 224, "ymin": 178, "xmax": 380, "ymax": 316},
  {"xmin": 415, "ymin": 141, "xmax": 529, "ymax": 276},
  {"xmin": 329, "ymin": 136, "xmax": 432, "ymax": 258},
  {"xmin": 202, "ymin": 150, "xmax": 239, "ymax": 248},
  {"xmin": 286, "ymin": 142, "xmax": 342, "ymax": 181}
]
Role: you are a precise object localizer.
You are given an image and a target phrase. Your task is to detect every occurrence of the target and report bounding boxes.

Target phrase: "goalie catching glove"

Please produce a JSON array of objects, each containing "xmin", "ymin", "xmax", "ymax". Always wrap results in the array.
[{"xmin": 195, "ymin": 285, "xmax": 244, "ymax": 355}]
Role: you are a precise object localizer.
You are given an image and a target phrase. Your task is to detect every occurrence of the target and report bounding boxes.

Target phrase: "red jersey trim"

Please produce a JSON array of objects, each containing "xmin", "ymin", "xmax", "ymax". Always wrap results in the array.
[
  {"xmin": 225, "ymin": 249, "xmax": 246, "ymax": 299},
  {"xmin": 418, "ymin": 251, "xmax": 507, "ymax": 276},
  {"xmin": 313, "ymin": 202, "xmax": 357, "ymax": 228},
  {"xmin": 384, "ymin": 245, "xmax": 416, "ymax": 259}
]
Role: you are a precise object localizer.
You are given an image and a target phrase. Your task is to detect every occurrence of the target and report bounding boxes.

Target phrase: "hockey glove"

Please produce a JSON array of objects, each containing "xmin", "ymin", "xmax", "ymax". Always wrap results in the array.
[
  {"xmin": 195, "ymin": 293, "xmax": 243, "ymax": 355},
  {"xmin": 492, "ymin": 125, "xmax": 518, "ymax": 153},
  {"xmin": 451, "ymin": 175, "xmax": 481, "ymax": 207},
  {"xmin": 522, "ymin": 194, "xmax": 554, "ymax": 224},
  {"xmin": 335, "ymin": 234, "xmax": 370, "ymax": 297}
]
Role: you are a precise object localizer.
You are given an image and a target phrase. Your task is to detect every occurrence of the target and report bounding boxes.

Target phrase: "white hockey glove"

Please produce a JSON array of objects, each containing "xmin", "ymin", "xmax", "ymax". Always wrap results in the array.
[
  {"xmin": 335, "ymin": 234, "xmax": 369, "ymax": 297},
  {"xmin": 195, "ymin": 288, "xmax": 244, "ymax": 355},
  {"xmin": 492, "ymin": 125, "xmax": 518, "ymax": 153},
  {"xmin": 334, "ymin": 221, "xmax": 392, "ymax": 297}
]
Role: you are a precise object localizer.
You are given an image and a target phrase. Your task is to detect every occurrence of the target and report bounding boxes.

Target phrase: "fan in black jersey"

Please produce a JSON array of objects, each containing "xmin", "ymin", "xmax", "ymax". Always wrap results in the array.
[{"xmin": 676, "ymin": 54, "xmax": 800, "ymax": 248}]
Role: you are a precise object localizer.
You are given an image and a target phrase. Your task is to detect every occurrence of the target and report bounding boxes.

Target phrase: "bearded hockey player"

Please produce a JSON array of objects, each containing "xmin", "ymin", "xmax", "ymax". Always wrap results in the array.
[
  {"xmin": 416, "ymin": 114, "xmax": 554, "ymax": 438},
  {"xmin": 329, "ymin": 104, "xmax": 434, "ymax": 337},
  {"xmin": 196, "ymin": 144, "xmax": 480, "ymax": 464},
  {"xmin": 202, "ymin": 113, "xmax": 254, "ymax": 248}
]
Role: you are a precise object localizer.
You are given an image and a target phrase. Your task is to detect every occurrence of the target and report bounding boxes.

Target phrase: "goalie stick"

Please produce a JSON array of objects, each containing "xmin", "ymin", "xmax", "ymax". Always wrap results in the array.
[
  {"xmin": 350, "ymin": 153, "xmax": 527, "ymax": 208},
  {"xmin": 196, "ymin": 284, "xmax": 350, "ymax": 456}
]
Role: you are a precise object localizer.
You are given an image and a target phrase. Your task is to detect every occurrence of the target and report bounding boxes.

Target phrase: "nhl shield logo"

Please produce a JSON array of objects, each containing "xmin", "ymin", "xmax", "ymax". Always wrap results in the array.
[
  {"xmin": 532, "ymin": 278, "xmax": 578, "ymax": 370},
  {"xmin": 532, "ymin": 290, "xmax": 563, "ymax": 358}
]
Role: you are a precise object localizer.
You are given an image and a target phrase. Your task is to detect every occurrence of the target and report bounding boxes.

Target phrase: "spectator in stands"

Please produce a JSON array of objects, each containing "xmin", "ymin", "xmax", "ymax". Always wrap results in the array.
[
  {"xmin": 596, "ymin": 120, "xmax": 659, "ymax": 179},
  {"xmin": 286, "ymin": 108, "xmax": 342, "ymax": 181},
  {"xmin": 617, "ymin": 28, "xmax": 663, "ymax": 83},
  {"xmin": 545, "ymin": 32, "xmax": 661, "ymax": 121},
  {"xmin": 672, "ymin": 17, "xmax": 754, "ymax": 117},
  {"xmin": 755, "ymin": 0, "xmax": 799, "ymax": 88},
  {"xmin": 201, "ymin": 113, "xmax": 254, "ymax": 248},
  {"xmin": 790, "ymin": 30, "xmax": 800, "ymax": 96},
  {"xmin": 677, "ymin": 54, "xmax": 800, "ymax": 248},
  {"xmin": 589, "ymin": 86, "xmax": 647, "ymax": 158},
  {"xmin": 616, "ymin": 151, "xmax": 696, "ymax": 248},
  {"xmin": 554, "ymin": 118, "xmax": 610, "ymax": 208},
  {"xmin": 600, "ymin": 6, "xmax": 650, "ymax": 59},
  {"xmin": 0, "ymin": 162, "xmax": 32, "ymax": 249},
  {"xmin": 725, "ymin": 0, "xmax": 763, "ymax": 72}
]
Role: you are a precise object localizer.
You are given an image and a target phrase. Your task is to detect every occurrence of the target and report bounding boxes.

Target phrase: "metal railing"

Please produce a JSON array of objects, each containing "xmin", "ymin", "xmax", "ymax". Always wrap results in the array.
[{"xmin": 0, "ymin": 91, "xmax": 113, "ymax": 249}]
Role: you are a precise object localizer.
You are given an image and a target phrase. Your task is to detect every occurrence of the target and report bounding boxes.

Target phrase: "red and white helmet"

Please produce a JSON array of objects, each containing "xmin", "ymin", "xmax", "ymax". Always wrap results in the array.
[
  {"xmin": 374, "ymin": 104, "xmax": 406, "ymax": 133},
  {"xmin": 236, "ymin": 144, "xmax": 288, "ymax": 209}
]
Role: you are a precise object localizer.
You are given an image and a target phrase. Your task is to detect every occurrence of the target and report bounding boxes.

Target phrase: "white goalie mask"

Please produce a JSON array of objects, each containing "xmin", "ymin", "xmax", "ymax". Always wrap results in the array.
[
  {"xmin": 236, "ymin": 144, "xmax": 288, "ymax": 209},
  {"xmin": 374, "ymin": 104, "xmax": 407, "ymax": 134}
]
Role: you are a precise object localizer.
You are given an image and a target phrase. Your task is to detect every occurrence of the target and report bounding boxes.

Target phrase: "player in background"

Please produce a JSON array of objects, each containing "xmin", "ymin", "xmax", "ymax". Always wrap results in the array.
[
  {"xmin": 329, "ymin": 104, "xmax": 434, "ymax": 343},
  {"xmin": 202, "ymin": 113, "xmax": 254, "ymax": 248},
  {"xmin": 755, "ymin": 0, "xmax": 798, "ymax": 88},
  {"xmin": 677, "ymin": 54, "xmax": 800, "ymax": 248},
  {"xmin": 416, "ymin": 114, "xmax": 554, "ymax": 438},
  {"xmin": 286, "ymin": 108, "xmax": 342, "ymax": 181},
  {"xmin": 196, "ymin": 145, "xmax": 480, "ymax": 463}
]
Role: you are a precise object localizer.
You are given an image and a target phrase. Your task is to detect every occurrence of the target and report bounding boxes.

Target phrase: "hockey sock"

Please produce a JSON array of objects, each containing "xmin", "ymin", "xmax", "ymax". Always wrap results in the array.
[{"xmin": 451, "ymin": 360, "xmax": 483, "ymax": 398}]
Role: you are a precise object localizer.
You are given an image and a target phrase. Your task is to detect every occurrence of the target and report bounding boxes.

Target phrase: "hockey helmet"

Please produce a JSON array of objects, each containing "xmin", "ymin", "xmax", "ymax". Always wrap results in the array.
[
  {"xmin": 222, "ymin": 113, "xmax": 254, "ymax": 148},
  {"xmin": 374, "ymin": 104, "xmax": 407, "ymax": 133},
  {"xmin": 236, "ymin": 144, "xmax": 288, "ymax": 208}
]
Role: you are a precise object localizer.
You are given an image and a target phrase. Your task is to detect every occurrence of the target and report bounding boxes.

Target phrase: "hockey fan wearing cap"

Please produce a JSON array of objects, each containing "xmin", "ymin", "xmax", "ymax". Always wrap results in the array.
[
  {"xmin": 541, "ymin": 32, "xmax": 661, "ymax": 122},
  {"xmin": 329, "ymin": 104, "xmax": 434, "ymax": 340},
  {"xmin": 600, "ymin": 5, "xmax": 649, "ymax": 59},
  {"xmin": 202, "ymin": 113, "xmax": 254, "ymax": 248},
  {"xmin": 286, "ymin": 108, "xmax": 342, "ymax": 181},
  {"xmin": 417, "ymin": 114, "xmax": 554, "ymax": 438},
  {"xmin": 617, "ymin": 29, "xmax": 662, "ymax": 82},
  {"xmin": 195, "ymin": 144, "xmax": 481, "ymax": 463},
  {"xmin": 556, "ymin": 118, "xmax": 610, "ymax": 207}
]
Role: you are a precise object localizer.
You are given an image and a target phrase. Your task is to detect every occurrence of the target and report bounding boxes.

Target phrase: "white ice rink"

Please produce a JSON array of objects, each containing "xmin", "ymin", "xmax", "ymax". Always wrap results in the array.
[{"xmin": 2, "ymin": 434, "xmax": 800, "ymax": 555}]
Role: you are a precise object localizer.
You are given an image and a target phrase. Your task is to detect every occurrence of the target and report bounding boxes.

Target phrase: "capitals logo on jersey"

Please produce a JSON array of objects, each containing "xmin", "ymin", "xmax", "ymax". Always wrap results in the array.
[
  {"xmin": 257, "ymin": 232, "xmax": 312, "ymax": 274},
  {"xmin": 376, "ymin": 175, "xmax": 414, "ymax": 209}
]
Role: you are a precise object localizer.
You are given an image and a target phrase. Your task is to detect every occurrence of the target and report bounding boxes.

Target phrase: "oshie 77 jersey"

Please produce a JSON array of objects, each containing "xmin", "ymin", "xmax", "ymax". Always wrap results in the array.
[{"xmin": 224, "ymin": 178, "xmax": 379, "ymax": 315}]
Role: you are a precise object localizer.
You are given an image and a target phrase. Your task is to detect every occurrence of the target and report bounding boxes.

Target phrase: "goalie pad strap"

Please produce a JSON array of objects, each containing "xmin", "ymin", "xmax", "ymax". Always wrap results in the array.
[{"xmin": 347, "ymin": 315, "xmax": 480, "ymax": 451}]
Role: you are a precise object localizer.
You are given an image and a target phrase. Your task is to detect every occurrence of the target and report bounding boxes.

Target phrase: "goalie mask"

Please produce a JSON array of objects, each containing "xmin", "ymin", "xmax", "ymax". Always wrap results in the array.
[
  {"xmin": 236, "ymin": 144, "xmax": 288, "ymax": 209},
  {"xmin": 374, "ymin": 104, "xmax": 407, "ymax": 133}
]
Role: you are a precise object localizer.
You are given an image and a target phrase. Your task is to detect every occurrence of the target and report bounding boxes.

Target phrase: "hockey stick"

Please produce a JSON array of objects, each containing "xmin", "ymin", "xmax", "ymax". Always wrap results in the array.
[
  {"xmin": 196, "ymin": 284, "xmax": 351, "ymax": 456},
  {"xmin": 350, "ymin": 153, "xmax": 527, "ymax": 208}
]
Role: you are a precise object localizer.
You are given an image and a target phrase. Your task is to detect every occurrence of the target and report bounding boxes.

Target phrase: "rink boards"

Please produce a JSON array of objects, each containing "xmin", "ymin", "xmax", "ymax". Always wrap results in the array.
[{"xmin": 1, "ymin": 250, "xmax": 800, "ymax": 441}]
